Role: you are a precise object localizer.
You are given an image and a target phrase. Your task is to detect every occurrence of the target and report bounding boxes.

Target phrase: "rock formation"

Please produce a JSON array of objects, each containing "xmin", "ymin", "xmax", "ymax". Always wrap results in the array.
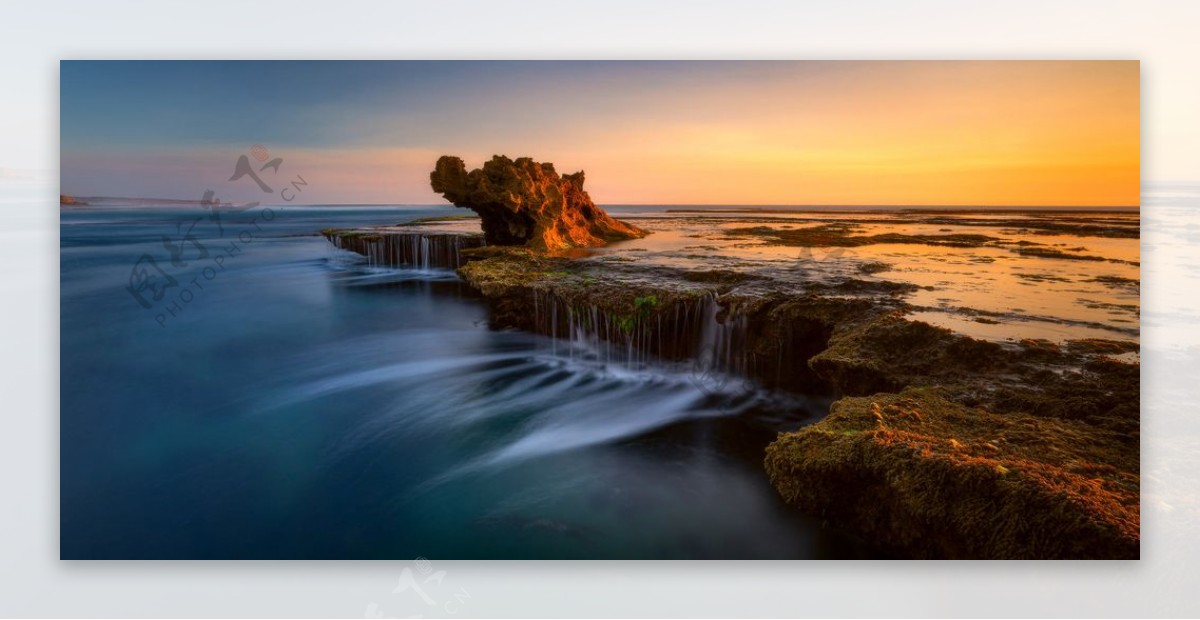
[
  {"xmin": 430, "ymin": 155, "xmax": 647, "ymax": 251},
  {"xmin": 453, "ymin": 251, "xmax": 1140, "ymax": 559},
  {"xmin": 321, "ymin": 208, "xmax": 1140, "ymax": 559},
  {"xmin": 765, "ymin": 387, "xmax": 1139, "ymax": 559}
]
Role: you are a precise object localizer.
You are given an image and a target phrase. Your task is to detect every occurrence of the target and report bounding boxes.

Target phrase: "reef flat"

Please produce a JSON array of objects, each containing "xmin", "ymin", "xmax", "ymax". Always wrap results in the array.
[{"xmin": 319, "ymin": 159, "xmax": 1139, "ymax": 559}]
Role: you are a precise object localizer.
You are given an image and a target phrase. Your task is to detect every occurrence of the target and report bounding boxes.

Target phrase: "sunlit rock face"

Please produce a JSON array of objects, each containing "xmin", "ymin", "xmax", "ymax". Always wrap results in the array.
[{"xmin": 430, "ymin": 155, "xmax": 648, "ymax": 251}]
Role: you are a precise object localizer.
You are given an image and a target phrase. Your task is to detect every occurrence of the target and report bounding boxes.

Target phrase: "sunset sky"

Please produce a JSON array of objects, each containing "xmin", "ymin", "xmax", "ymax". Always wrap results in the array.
[{"xmin": 60, "ymin": 61, "xmax": 1139, "ymax": 206}]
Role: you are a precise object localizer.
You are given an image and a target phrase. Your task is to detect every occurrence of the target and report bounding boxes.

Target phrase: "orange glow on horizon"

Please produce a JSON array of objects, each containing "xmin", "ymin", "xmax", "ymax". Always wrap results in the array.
[
  {"xmin": 61, "ymin": 61, "xmax": 1140, "ymax": 207},
  {"xmin": 556, "ymin": 61, "xmax": 1140, "ymax": 207}
]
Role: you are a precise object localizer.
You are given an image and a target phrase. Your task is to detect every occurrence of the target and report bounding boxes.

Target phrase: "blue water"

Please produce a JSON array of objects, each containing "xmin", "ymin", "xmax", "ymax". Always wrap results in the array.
[{"xmin": 60, "ymin": 204, "xmax": 868, "ymax": 559}]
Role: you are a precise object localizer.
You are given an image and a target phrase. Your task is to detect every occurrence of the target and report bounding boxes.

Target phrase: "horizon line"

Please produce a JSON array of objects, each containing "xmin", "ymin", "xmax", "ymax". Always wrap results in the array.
[{"xmin": 63, "ymin": 194, "xmax": 1142, "ymax": 210}]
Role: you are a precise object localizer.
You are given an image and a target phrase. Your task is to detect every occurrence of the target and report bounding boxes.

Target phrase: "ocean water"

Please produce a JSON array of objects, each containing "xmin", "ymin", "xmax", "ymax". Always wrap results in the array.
[{"xmin": 59, "ymin": 204, "xmax": 865, "ymax": 559}]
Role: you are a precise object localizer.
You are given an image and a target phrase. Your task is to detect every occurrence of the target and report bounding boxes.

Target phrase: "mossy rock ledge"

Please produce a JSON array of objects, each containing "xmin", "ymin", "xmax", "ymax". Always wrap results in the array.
[
  {"xmin": 321, "ymin": 157, "xmax": 1140, "ymax": 559},
  {"xmin": 765, "ymin": 388, "xmax": 1138, "ymax": 559},
  {"xmin": 456, "ymin": 253, "xmax": 1140, "ymax": 559}
]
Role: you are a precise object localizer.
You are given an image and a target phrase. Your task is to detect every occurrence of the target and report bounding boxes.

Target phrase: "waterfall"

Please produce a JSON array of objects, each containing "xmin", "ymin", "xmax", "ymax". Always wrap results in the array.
[
  {"xmin": 323, "ymin": 231, "xmax": 485, "ymax": 270},
  {"xmin": 528, "ymin": 288, "xmax": 749, "ymax": 379},
  {"xmin": 324, "ymin": 229, "xmax": 829, "ymax": 395}
]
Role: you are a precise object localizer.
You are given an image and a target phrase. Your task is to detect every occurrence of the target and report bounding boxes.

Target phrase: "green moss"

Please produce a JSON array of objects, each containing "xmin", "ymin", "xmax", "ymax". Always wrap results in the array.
[
  {"xmin": 765, "ymin": 388, "xmax": 1139, "ymax": 559},
  {"xmin": 633, "ymin": 294, "xmax": 659, "ymax": 313}
]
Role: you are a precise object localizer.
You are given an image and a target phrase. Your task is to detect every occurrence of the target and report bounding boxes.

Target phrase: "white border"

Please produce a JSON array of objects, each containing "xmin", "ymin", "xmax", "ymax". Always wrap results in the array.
[{"xmin": 3, "ymin": 1, "xmax": 1198, "ymax": 617}]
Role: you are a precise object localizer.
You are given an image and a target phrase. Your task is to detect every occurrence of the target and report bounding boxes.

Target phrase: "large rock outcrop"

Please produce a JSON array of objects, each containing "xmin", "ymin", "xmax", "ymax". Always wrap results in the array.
[{"xmin": 430, "ymin": 155, "xmax": 647, "ymax": 251}]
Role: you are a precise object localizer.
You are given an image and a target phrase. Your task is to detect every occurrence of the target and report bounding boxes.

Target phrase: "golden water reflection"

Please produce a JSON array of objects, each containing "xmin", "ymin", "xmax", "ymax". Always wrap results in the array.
[{"xmin": 401, "ymin": 208, "xmax": 1140, "ymax": 346}]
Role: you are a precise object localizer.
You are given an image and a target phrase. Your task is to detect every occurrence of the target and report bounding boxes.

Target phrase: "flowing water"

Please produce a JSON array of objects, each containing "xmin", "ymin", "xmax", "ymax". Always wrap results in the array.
[
  {"xmin": 60, "ymin": 204, "xmax": 865, "ymax": 559},
  {"xmin": 61, "ymin": 202, "xmax": 1139, "ymax": 558}
]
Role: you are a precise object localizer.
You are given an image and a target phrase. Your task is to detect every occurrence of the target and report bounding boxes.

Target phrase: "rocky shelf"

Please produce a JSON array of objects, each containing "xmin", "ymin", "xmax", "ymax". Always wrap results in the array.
[
  {"xmin": 321, "ymin": 225, "xmax": 485, "ymax": 270},
  {"xmin": 318, "ymin": 156, "xmax": 1139, "ymax": 559},
  {"xmin": 321, "ymin": 229, "xmax": 1139, "ymax": 559}
]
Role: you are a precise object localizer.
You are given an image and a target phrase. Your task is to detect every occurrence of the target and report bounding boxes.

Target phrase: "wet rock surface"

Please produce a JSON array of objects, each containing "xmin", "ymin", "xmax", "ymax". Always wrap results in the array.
[
  {"xmin": 764, "ymin": 388, "xmax": 1138, "ymax": 559},
  {"xmin": 321, "ymin": 223, "xmax": 485, "ymax": 270},
  {"xmin": 430, "ymin": 155, "xmax": 647, "ymax": 250},
  {"xmin": 322, "ymin": 208, "xmax": 1139, "ymax": 559},
  {"xmin": 461, "ymin": 251, "xmax": 1139, "ymax": 558}
]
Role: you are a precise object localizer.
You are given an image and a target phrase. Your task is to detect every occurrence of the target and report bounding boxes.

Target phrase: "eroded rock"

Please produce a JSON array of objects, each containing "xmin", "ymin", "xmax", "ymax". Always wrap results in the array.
[{"xmin": 430, "ymin": 155, "xmax": 647, "ymax": 251}]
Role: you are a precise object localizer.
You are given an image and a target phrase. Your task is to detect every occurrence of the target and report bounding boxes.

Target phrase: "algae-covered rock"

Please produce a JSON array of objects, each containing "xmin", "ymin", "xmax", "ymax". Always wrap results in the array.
[
  {"xmin": 321, "ymin": 228, "xmax": 485, "ymax": 270},
  {"xmin": 808, "ymin": 314, "xmax": 1004, "ymax": 396},
  {"xmin": 764, "ymin": 388, "xmax": 1139, "ymax": 559},
  {"xmin": 321, "ymin": 209, "xmax": 1140, "ymax": 559},
  {"xmin": 430, "ymin": 155, "xmax": 647, "ymax": 251}
]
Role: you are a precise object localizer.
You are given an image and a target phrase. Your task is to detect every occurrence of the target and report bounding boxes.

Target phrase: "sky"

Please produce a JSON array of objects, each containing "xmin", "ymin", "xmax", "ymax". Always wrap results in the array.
[{"xmin": 60, "ymin": 60, "xmax": 1139, "ymax": 206}]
